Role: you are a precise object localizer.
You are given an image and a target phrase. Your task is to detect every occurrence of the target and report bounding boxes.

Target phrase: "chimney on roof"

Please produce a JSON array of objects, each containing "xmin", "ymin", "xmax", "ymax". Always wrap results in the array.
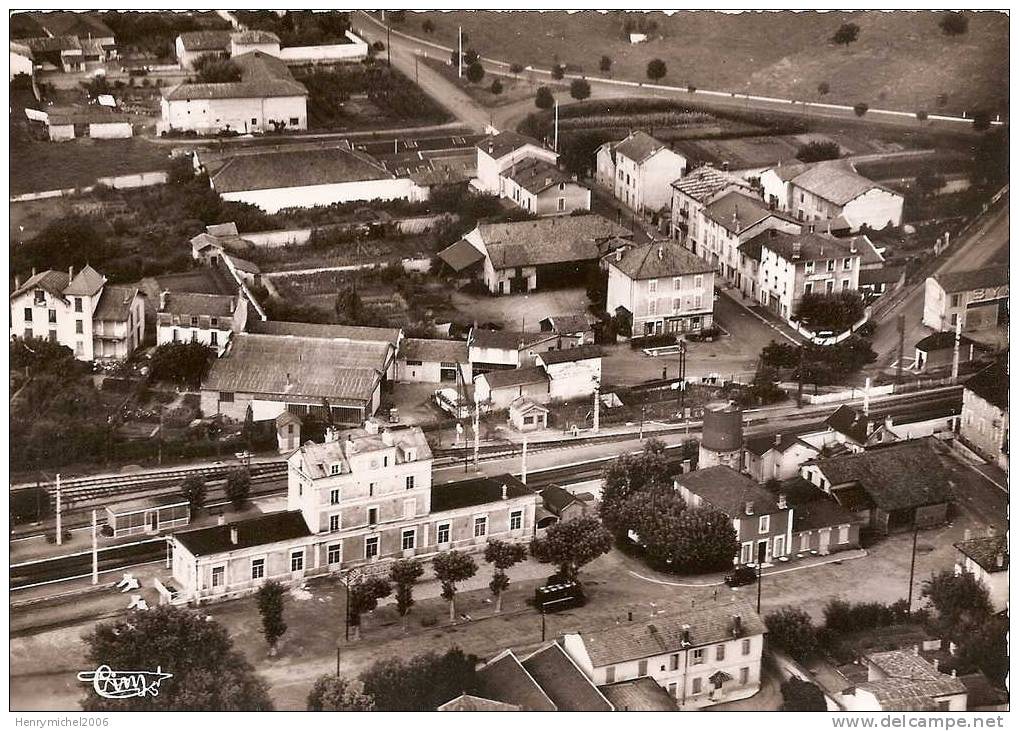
[
  {"xmin": 774, "ymin": 433, "xmax": 782, "ymax": 446},
  {"xmin": 933, "ymin": 658, "xmax": 940, "ymax": 671},
  {"xmin": 217, "ymin": 514, "xmax": 226, "ymax": 526},
  {"xmin": 230, "ymin": 526, "xmax": 239, "ymax": 545},
  {"xmin": 285, "ymin": 372, "xmax": 291, "ymax": 386},
  {"xmin": 964, "ymin": 528, "xmax": 971, "ymax": 541},
  {"xmin": 324, "ymin": 426, "xmax": 339, "ymax": 443},
  {"xmin": 14, "ymin": 275, "xmax": 20, "ymax": 289},
  {"xmin": 615, "ymin": 248, "xmax": 623, "ymax": 262},
  {"xmin": 501, "ymin": 483, "xmax": 508, "ymax": 500},
  {"xmin": 987, "ymin": 526, "xmax": 996, "ymax": 538},
  {"xmin": 69, "ymin": 266, "xmax": 73, "ymax": 281},
  {"xmin": 850, "ymin": 239, "xmax": 858, "ymax": 254},
  {"xmin": 791, "ymin": 242, "xmax": 801, "ymax": 260},
  {"xmin": 159, "ymin": 290, "xmax": 168, "ymax": 311},
  {"xmin": 681, "ymin": 624, "xmax": 691, "ymax": 647},
  {"xmin": 364, "ymin": 419, "xmax": 380, "ymax": 435},
  {"xmin": 658, "ymin": 245, "xmax": 664, "ymax": 260},
  {"xmin": 545, "ymin": 177, "xmax": 552, "ymax": 186},
  {"xmin": 951, "ymin": 669, "xmax": 957, "ymax": 678},
  {"xmin": 745, "ymin": 500, "xmax": 754, "ymax": 516},
  {"xmin": 778, "ymin": 493, "xmax": 787, "ymax": 510},
  {"xmin": 808, "ymin": 224, "xmax": 815, "ymax": 234},
  {"xmin": 913, "ymin": 645, "xmax": 920, "ymax": 656},
  {"xmin": 488, "ymin": 141, "xmax": 494, "ymax": 155},
  {"xmin": 731, "ymin": 615, "xmax": 743, "ymax": 637},
  {"xmin": 996, "ymin": 553, "xmax": 1005, "ymax": 568},
  {"xmin": 628, "ymin": 611, "xmax": 634, "ymax": 622},
  {"xmin": 381, "ymin": 429, "xmax": 394, "ymax": 446},
  {"xmin": 32, "ymin": 267, "xmax": 36, "ymax": 277}
]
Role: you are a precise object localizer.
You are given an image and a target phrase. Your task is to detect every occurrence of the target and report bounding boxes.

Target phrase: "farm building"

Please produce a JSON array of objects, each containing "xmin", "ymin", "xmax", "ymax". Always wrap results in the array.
[
  {"xmin": 468, "ymin": 329, "xmax": 560, "ymax": 374},
  {"xmin": 475, "ymin": 366, "xmax": 549, "ymax": 411},
  {"xmin": 913, "ymin": 331, "xmax": 980, "ymax": 373},
  {"xmin": 395, "ymin": 338, "xmax": 472, "ymax": 384}
]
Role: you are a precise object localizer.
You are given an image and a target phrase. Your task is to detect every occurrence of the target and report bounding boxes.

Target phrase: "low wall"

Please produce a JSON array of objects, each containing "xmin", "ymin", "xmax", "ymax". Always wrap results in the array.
[
  {"xmin": 242, "ymin": 213, "xmax": 454, "ymax": 248},
  {"xmin": 804, "ymin": 383, "xmax": 895, "ymax": 405},
  {"xmin": 279, "ymin": 31, "xmax": 368, "ymax": 64},
  {"xmin": 96, "ymin": 170, "xmax": 168, "ymax": 189},
  {"xmin": 90, "ymin": 122, "xmax": 133, "ymax": 139}
]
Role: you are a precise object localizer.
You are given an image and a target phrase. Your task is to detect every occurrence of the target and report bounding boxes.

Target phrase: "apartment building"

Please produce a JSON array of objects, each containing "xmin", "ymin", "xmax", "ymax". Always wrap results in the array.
[
  {"xmin": 608, "ymin": 131, "xmax": 688, "ymax": 215},
  {"xmin": 670, "ymin": 166, "xmax": 755, "ymax": 245},
  {"xmin": 922, "ymin": 267, "xmax": 1009, "ymax": 333}
]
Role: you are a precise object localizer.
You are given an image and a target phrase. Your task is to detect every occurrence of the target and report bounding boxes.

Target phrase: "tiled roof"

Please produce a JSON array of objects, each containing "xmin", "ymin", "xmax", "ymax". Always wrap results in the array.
[
  {"xmin": 675, "ymin": 465, "xmax": 781, "ymax": 516},
  {"xmin": 504, "ymin": 157, "xmax": 577, "ymax": 195},
  {"xmin": 436, "ymin": 238, "xmax": 486, "ymax": 273},
  {"xmin": 477, "ymin": 214, "xmax": 629, "ymax": 270},
  {"xmin": 159, "ymin": 292, "xmax": 235, "ymax": 318},
  {"xmin": 174, "ymin": 511, "xmax": 311, "ymax": 557},
  {"xmin": 232, "ymin": 29, "xmax": 280, "ymax": 45},
  {"xmin": 46, "ymin": 108, "xmax": 131, "ymax": 126},
  {"xmin": 964, "ymin": 359, "xmax": 1007, "ymax": 411},
  {"xmin": 247, "ymin": 319, "xmax": 400, "ymax": 347},
  {"xmin": 703, "ymin": 191, "xmax": 776, "ymax": 234},
  {"xmin": 521, "ymin": 643, "xmax": 614, "ymax": 711},
  {"xmin": 480, "ymin": 365, "xmax": 549, "ymax": 390},
  {"xmin": 437, "ymin": 694, "xmax": 520, "ymax": 711},
  {"xmin": 752, "ymin": 229, "xmax": 857, "ymax": 263},
  {"xmin": 609, "ymin": 241, "xmax": 714, "ymax": 280},
  {"xmin": 598, "ymin": 678, "xmax": 677, "ymax": 711},
  {"xmin": 934, "ymin": 267, "xmax": 1009, "ymax": 293},
  {"xmin": 540, "ymin": 484, "xmax": 581, "ymax": 514},
  {"xmin": 177, "ymin": 30, "xmax": 232, "ymax": 51},
  {"xmin": 399, "ymin": 338, "xmax": 467, "ymax": 363},
  {"xmin": 539, "ymin": 313, "xmax": 592, "ymax": 334},
  {"xmin": 825, "ymin": 404, "xmax": 870, "ymax": 443},
  {"xmin": 93, "ymin": 285, "xmax": 139, "ymax": 322},
  {"xmin": 26, "ymin": 35, "xmax": 81, "ymax": 53},
  {"xmin": 30, "ymin": 11, "xmax": 114, "ymax": 40},
  {"xmin": 579, "ymin": 599, "xmax": 765, "ymax": 667},
  {"xmin": 470, "ymin": 329, "xmax": 556, "ymax": 351},
  {"xmin": 202, "ymin": 333, "xmax": 384, "ymax": 406},
  {"xmin": 811, "ymin": 439, "xmax": 954, "ymax": 512},
  {"xmin": 856, "ymin": 236, "xmax": 885, "ymax": 266},
  {"xmin": 476, "ymin": 130, "xmax": 546, "ymax": 160},
  {"xmin": 860, "ymin": 266, "xmax": 904, "ymax": 286},
  {"xmin": 10, "ymin": 270, "xmax": 70, "ymax": 301},
  {"xmin": 508, "ymin": 397, "xmax": 548, "ymax": 414},
  {"xmin": 165, "ymin": 51, "xmax": 307, "ymax": 101},
  {"xmin": 296, "ymin": 426, "xmax": 431, "ymax": 479},
  {"xmin": 914, "ymin": 331, "xmax": 977, "ymax": 352},
  {"xmin": 855, "ymin": 650, "xmax": 967, "ymax": 709},
  {"xmin": 672, "ymin": 135, "xmax": 807, "ymax": 173},
  {"xmin": 206, "ymin": 222, "xmax": 239, "ymax": 236},
  {"xmin": 614, "ymin": 131, "xmax": 667, "ymax": 164},
  {"xmin": 785, "ymin": 161, "xmax": 893, "ymax": 206},
  {"xmin": 954, "ymin": 534, "xmax": 1008, "ymax": 573},
  {"xmin": 209, "ymin": 145, "xmax": 391, "ymax": 194},
  {"xmin": 430, "ymin": 474, "xmax": 534, "ymax": 514},
  {"xmin": 670, "ymin": 165, "xmax": 753, "ymax": 201},
  {"xmin": 793, "ymin": 496, "xmax": 859, "ymax": 532},
  {"xmin": 476, "ymin": 651, "xmax": 557, "ymax": 712},
  {"xmin": 64, "ymin": 264, "xmax": 106, "ymax": 296},
  {"xmin": 537, "ymin": 343, "xmax": 602, "ymax": 365},
  {"xmin": 226, "ymin": 254, "xmax": 260, "ymax": 274},
  {"xmin": 744, "ymin": 432, "xmax": 816, "ymax": 457}
]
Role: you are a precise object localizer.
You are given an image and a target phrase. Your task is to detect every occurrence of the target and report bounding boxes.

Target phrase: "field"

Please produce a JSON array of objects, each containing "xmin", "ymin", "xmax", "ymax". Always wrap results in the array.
[
  {"xmin": 401, "ymin": 10, "xmax": 1008, "ymax": 117},
  {"xmin": 9, "ymin": 137, "xmax": 172, "ymax": 195}
]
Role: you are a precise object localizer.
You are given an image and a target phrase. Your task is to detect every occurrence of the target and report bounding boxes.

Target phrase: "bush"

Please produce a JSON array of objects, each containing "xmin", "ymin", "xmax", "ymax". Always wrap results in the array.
[
  {"xmin": 550, "ymin": 64, "xmax": 565, "ymax": 80},
  {"xmin": 225, "ymin": 468, "xmax": 251, "ymax": 508},
  {"xmin": 817, "ymin": 81, "xmax": 830, "ymax": 97},
  {"xmin": 765, "ymin": 607, "xmax": 818, "ymax": 661},
  {"xmin": 916, "ymin": 110, "xmax": 928, "ymax": 121},
  {"xmin": 972, "ymin": 110, "xmax": 992, "ymax": 131},
  {"xmin": 832, "ymin": 22, "xmax": 860, "ymax": 46},
  {"xmin": 794, "ymin": 291, "xmax": 865, "ymax": 333},
  {"xmin": 599, "ymin": 56, "xmax": 611, "ymax": 73},
  {"xmin": 853, "ymin": 102, "xmax": 869, "ymax": 117},
  {"xmin": 781, "ymin": 677, "xmax": 827, "ymax": 711},
  {"xmin": 489, "ymin": 79, "xmax": 503, "ymax": 95},
  {"xmin": 629, "ymin": 333, "xmax": 677, "ymax": 349},
  {"xmin": 939, "ymin": 11, "xmax": 969, "ymax": 36},
  {"xmin": 509, "ymin": 63, "xmax": 524, "ymax": 74},
  {"xmin": 535, "ymin": 86, "xmax": 555, "ymax": 110},
  {"xmin": 371, "ymin": 41, "xmax": 385, "ymax": 51},
  {"xmin": 687, "ymin": 84, "xmax": 697, "ymax": 93},
  {"xmin": 466, "ymin": 61, "xmax": 485, "ymax": 84},
  {"xmin": 45, "ymin": 530, "xmax": 73, "ymax": 544},
  {"xmin": 191, "ymin": 54, "xmax": 240, "ymax": 83},
  {"xmin": 100, "ymin": 524, "xmax": 114, "ymax": 538},
  {"xmin": 796, "ymin": 140, "xmax": 840, "ymax": 163},
  {"xmin": 570, "ymin": 78, "xmax": 591, "ymax": 100},
  {"xmin": 149, "ymin": 342, "xmax": 216, "ymax": 389}
]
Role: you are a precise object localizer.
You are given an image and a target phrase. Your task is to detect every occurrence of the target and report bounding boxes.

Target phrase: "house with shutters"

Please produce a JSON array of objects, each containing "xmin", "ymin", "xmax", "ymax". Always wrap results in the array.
[
  {"xmin": 474, "ymin": 130, "xmax": 559, "ymax": 196},
  {"xmin": 839, "ymin": 650, "xmax": 967, "ymax": 712},
  {"xmin": 954, "ymin": 531, "xmax": 1008, "ymax": 612},
  {"xmin": 602, "ymin": 131, "xmax": 688, "ymax": 216},
  {"xmin": 922, "ymin": 267, "xmax": 1009, "ymax": 333},
  {"xmin": 742, "ymin": 433, "xmax": 820, "ymax": 484},
  {"xmin": 499, "ymin": 157, "xmax": 591, "ymax": 216},
  {"xmin": 155, "ymin": 291, "xmax": 248, "ymax": 355},
  {"xmin": 670, "ymin": 165, "xmax": 756, "ymax": 246},
  {"xmin": 959, "ymin": 359, "xmax": 1008, "ymax": 471},
  {"xmin": 562, "ymin": 599, "xmax": 766, "ymax": 709},
  {"xmin": 9, "ymin": 265, "xmax": 144, "ymax": 361}
]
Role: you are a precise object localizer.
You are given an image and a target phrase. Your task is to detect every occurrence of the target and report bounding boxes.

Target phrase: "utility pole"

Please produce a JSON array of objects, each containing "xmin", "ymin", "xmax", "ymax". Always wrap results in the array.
[
  {"xmin": 896, "ymin": 314, "xmax": 906, "ymax": 386},
  {"xmin": 796, "ymin": 346, "xmax": 805, "ymax": 408},
  {"xmin": 473, "ymin": 404, "xmax": 480, "ymax": 469},
  {"xmin": 553, "ymin": 101, "xmax": 559, "ymax": 152},
  {"xmin": 639, "ymin": 405, "xmax": 646, "ymax": 440},
  {"xmin": 55, "ymin": 473, "xmax": 62, "ymax": 546},
  {"xmin": 951, "ymin": 316, "xmax": 962, "ymax": 382},
  {"xmin": 592, "ymin": 382, "xmax": 600, "ymax": 433},
  {"xmin": 386, "ymin": 22, "xmax": 391, "ymax": 67},
  {"xmin": 457, "ymin": 25, "xmax": 463, "ymax": 79},
  {"xmin": 756, "ymin": 541, "xmax": 766, "ymax": 613},
  {"xmin": 863, "ymin": 376, "xmax": 871, "ymax": 416},
  {"xmin": 520, "ymin": 437, "xmax": 528, "ymax": 484},
  {"xmin": 91, "ymin": 509, "xmax": 99, "ymax": 584},
  {"xmin": 906, "ymin": 522, "xmax": 919, "ymax": 615}
]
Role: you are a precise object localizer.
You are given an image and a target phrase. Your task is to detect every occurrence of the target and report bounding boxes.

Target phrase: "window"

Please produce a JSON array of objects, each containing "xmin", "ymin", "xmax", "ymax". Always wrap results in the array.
[
  {"xmin": 694, "ymin": 274, "xmax": 703, "ymax": 288},
  {"xmin": 406, "ymin": 359, "xmax": 423, "ymax": 366},
  {"xmin": 805, "ymin": 261, "xmax": 814, "ymax": 273},
  {"xmin": 691, "ymin": 648, "xmax": 704, "ymax": 665},
  {"xmin": 742, "ymin": 638, "xmax": 751, "ymax": 656},
  {"xmin": 210, "ymin": 331, "xmax": 219, "ymax": 346},
  {"xmin": 251, "ymin": 117, "xmax": 257, "ymax": 126},
  {"xmin": 327, "ymin": 544, "xmax": 341, "ymax": 565},
  {"xmin": 510, "ymin": 510, "xmax": 523, "ymax": 531},
  {"xmin": 647, "ymin": 279, "xmax": 658, "ymax": 294},
  {"xmin": 648, "ymin": 298, "xmax": 657, "ymax": 316},
  {"xmin": 190, "ymin": 316, "xmax": 198, "ymax": 327},
  {"xmin": 330, "ymin": 488, "xmax": 340, "ymax": 504},
  {"xmin": 437, "ymin": 523, "xmax": 450, "ymax": 544},
  {"xmin": 329, "ymin": 514, "xmax": 340, "ymax": 532},
  {"xmin": 212, "ymin": 566, "xmax": 225, "ymax": 587},
  {"xmin": 759, "ymin": 515, "xmax": 770, "ymax": 534},
  {"xmin": 34, "ymin": 291, "xmax": 45, "ymax": 305},
  {"xmin": 74, "ymin": 298, "xmax": 83, "ymax": 312},
  {"xmin": 800, "ymin": 532, "xmax": 810, "ymax": 551},
  {"xmin": 48, "ymin": 330, "xmax": 57, "ymax": 343},
  {"xmin": 290, "ymin": 550, "xmax": 304, "ymax": 572},
  {"xmin": 673, "ymin": 297, "xmax": 682, "ymax": 312},
  {"xmin": 693, "ymin": 295, "xmax": 703, "ymax": 309},
  {"xmin": 383, "ymin": 455, "xmax": 388, "ymax": 467},
  {"xmin": 843, "ymin": 258, "xmax": 852, "ymax": 270},
  {"xmin": 826, "ymin": 259, "xmax": 835, "ymax": 272},
  {"xmin": 950, "ymin": 313, "xmax": 959, "ymax": 327},
  {"xmin": 404, "ymin": 498, "xmax": 416, "ymax": 518},
  {"xmin": 692, "ymin": 677, "xmax": 702, "ymax": 694},
  {"xmin": 402, "ymin": 529, "xmax": 416, "ymax": 551},
  {"xmin": 24, "ymin": 328, "xmax": 33, "ymax": 340},
  {"xmin": 557, "ymin": 198, "xmax": 566, "ymax": 212},
  {"xmin": 48, "ymin": 309, "xmax": 57, "ymax": 324},
  {"xmin": 367, "ymin": 507, "xmax": 378, "ymax": 525},
  {"xmin": 739, "ymin": 667, "xmax": 749, "ymax": 685},
  {"xmin": 210, "ymin": 317, "xmax": 218, "ymax": 327},
  {"xmin": 637, "ymin": 659, "xmax": 648, "ymax": 677},
  {"xmin": 841, "ymin": 279, "xmax": 850, "ymax": 291},
  {"xmin": 670, "ymin": 653, "xmax": 680, "ymax": 671},
  {"xmin": 950, "ymin": 294, "xmax": 962, "ymax": 308},
  {"xmin": 289, "ymin": 117, "xmax": 299, "ymax": 126},
  {"xmin": 673, "ymin": 276, "xmax": 683, "ymax": 290},
  {"xmin": 369, "ymin": 483, "xmax": 375, "ymax": 497},
  {"xmin": 75, "ymin": 320, "xmax": 83, "ymax": 334},
  {"xmin": 605, "ymin": 666, "xmax": 616, "ymax": 683},
  {"xmin": 219, "ymin": 392, "xmax": 234, "ymax": 403},
  {"xmin": 365, "ymin": 536, "xmax": 379, "ymax": 559},
  {"xmin": 330, "ymin": 464, "xmax": 340, "ymax": 476},
  {"xmin": 23, "ymin": 307, "xmax": 32, "ymax": 322},
  {"xmin": 251, "ymin": 558, "xmax": 264, "ymax": 580},
  {"xmin": 804, "ymin": 282, "xmax": 813, "ymax": 295},
  {"xmin": 838, "ymin": 524, "xmax": 850, "ymax": 544},
  {"xmin": 716, "ymin": 644, "xmax": 726, "ymax": 661},
  {"xmin": 406, "ymin": 475, "xmax": 414, "ymax": 490},
  {"xmin": 473, "ymin": 516, "xmax": 487, "ymax": 538}
]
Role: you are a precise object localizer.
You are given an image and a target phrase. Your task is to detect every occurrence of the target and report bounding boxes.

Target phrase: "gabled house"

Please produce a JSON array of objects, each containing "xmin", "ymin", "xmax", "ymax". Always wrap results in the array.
[
  {"xmin": 760, "ymin": 160, "xmax": 904, "ymax": 232},
  {"xmin": 535, "ymin": 344, "xmax": 602, "ymax": 401},
  {"xmin": 156, "ymin": 291, "xmax": 248, "ymax": 355},
  {"xmin": 9, "ymin": 265, "xmax": 144, "ymax": 361},
  {"xmin": 959, "ymin": 358, "xmax": 1008, "ymax": 471},
  {"xmin": 954, "ymin": 531, "xmax": 1008, "ymax": 612},
  {"xmin": 562, "ymin": 600, "xmax": 767, "ymax": 709},
  {"xmin": 742, "ymin": 432, "xmax": 820, "ymax": 483},
  {"xmin": 538, "ymin": 313, "xmax": 595, "ymax": 346},
  {"xmin": 606, "ymin": 241, "xmax": 715, "ymax": 337},
  {"xmin": 670, "ymin": 165, "xmax": 756, "ymax": 244},
  {"xmin": 922, "ymin": 267, "xmax": 1009, "ymax": 333},
  {"xmin": 540, "ymin": 484, "xmax": 592, "ymax": 522},
  {"xmin": 174, "ymin": 30, "xmax": 232, "ymax": 69},
  {"xmin": 467, "ymin": 329, "xmax": 559, "ymax": 374},
  {"xmin": 608, "ymin": 131, "xmax": 688, "ymax": 216},
  {"xmin": 914, "ymin": 331, "xmax": 980, "ymax": 373},
  {"xmin": 839, "ymin": 650, "xmax": 967, "ymax": 711},
  {"xmin": 772, "ymin": 476, "xmax": 861, "ymax": 556},
  {"xmin": 674, "ymin": 466, "xmax": 792, "ymax": 565},
  {"xmin": 475, "ymin": 130, "xmax": 558, "ymax": 196},
  {"xmin": 395, "ymin": 338, "xmax": 471, "ymax": 384},
  {"xmin": 474, "ymin": 366, "xmax": 549, "ymax": 410},
  {"xmin": 500, "ymin": 157, "xmax": 591, "ymax": 216}
]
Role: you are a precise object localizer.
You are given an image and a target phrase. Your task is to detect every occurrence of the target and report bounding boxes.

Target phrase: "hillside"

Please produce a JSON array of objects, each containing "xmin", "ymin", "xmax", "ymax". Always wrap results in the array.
[{"xmin": 399, "ymin": 10, "xmax": 1008, "ymax": 118}]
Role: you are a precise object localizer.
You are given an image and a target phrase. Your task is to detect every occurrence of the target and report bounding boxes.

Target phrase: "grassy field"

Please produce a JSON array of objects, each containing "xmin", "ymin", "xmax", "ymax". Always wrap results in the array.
[
  {"xmin": 10, "ymin": 137, "xmax": 172, "ymax": 195},
  {"xmin": 401, "ymin": 10, "xmax": 1008, "ymax": 118}
]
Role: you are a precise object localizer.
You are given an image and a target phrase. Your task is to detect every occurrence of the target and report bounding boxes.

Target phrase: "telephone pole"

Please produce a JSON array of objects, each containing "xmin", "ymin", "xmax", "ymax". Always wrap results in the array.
[
  {"xmin": 55, "ymin": 473, "xmax": 62, "ymax": 546},
  {"xmin": 457, "ymin": 25, "xmax": 463, "ymax": 78},
  {"xmin": 896, "ymin": 314, "xmax": 906, "ymax": 385},
  {"xmin": 91, "ymin": 509, "xmax": 99, "ymax": 585}
]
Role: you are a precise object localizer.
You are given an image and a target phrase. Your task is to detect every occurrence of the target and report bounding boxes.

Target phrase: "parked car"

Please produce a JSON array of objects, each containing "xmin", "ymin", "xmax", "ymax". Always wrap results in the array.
[
  {"xmin": 434, "ymin": 388, "xmax": 470, "ymax": 419},
  {"xmin": 534, "ymin": 578, "xmax": 585, "ymax": 612},
  {"xmin": 724, "ymin": 565, "xmax": 758, "ymax": 587}
]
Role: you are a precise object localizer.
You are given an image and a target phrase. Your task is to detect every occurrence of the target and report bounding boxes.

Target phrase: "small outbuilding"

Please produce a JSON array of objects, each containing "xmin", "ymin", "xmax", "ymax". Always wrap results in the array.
[
  {"xmin": 276, "ymin": 410, "xmax": 302, "ymax": 454},
  {"xmin": 508, "ymin": 398, "xmax": 549, "ymax": 432},
  {"xmin": 105, "ymin": 494, "xmax": 191, "ymax": 538}
]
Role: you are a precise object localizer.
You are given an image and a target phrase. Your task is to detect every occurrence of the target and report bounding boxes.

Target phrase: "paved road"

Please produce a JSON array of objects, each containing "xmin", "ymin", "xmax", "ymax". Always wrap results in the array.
[{"xmin": 869, "ymin": 196, "xmax": 1009, "ymax": 369}]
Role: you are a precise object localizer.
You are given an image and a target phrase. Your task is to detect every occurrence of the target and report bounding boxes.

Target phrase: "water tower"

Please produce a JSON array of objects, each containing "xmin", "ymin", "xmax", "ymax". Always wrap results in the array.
[{"xmin": 699, "ymin": 404, "xmax": 743, "ymax": 470}]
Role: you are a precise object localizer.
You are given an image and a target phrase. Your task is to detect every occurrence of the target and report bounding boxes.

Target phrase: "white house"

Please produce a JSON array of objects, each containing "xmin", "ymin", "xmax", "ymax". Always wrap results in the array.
[
  {"xmin": 500, "ymin": 158, "xmax": 591, "ymax": 216},
  {"xmin": 395, "ymin": 338, "xmax": 471, "ymax": 385},
  {"xmin": 606, "ymin": 241, "xmax": 715, "ymax": 337},
  {"xmin": 959, "ymin": 359, "xmax": 1008, "ymax": 471},
  {"xmin": 609, "ymin": 131, "xmax": 688, "ymax": 216},
  {"xmin": 954, "ymin": 532, "xmax": 1008, "ymax": 613},
  {"xmin": 839, "ymin": 650, "xmax": 967, "ymax": 712},
  {"xmin": 535, "ymin": 344, "xmax": 602, "ymax": 401},
  {"xmin": 562, "ymin": 600, "xmax": 767, "ymax": 709},
  {"xmin": 475, "ymin": 130, "xmax": 558, "ymax": 196},
  {"xmin": 175, "ymin": 30, "xmax": 232, "ymax": 70},
  {"xmin": 10, "ymin": 41, "xmax": 33, "ymax": 80},
  {"xmin": 156, "ymin": 291, "xmax": 248, "ymax": 355},
  {"xmin": 670, "ymin": 166, "xmax": 755, "ymax": 244},
  {"xmin": 161, "ymin": 51, "xmax": 308, "ymax": 135},
  {"xmin": 10, "ymin": 265, "xmax": 144, "ymax": 361},
  {"xmin": 230, "ymin": 30, "xmax": 281, "ymax": 58},
  {"xmin": 468, "ymin": 329, "xmax": 560, "ymax": 375},
  {"xmin": 760, "ymin": 160, "xmax": 904, "ymax": 233},
  {"xmin": 922, "ymin": 267, "xmax": 1009, "ymax": 333}
]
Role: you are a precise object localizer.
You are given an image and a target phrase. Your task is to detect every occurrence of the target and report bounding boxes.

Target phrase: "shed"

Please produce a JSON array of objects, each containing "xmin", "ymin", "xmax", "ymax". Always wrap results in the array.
[
  {"xmin": 276, "ymin": 410, "xmax": 302, "ymax": 454},
  {"xmin": 509, "ymin": 398, "xmax": 549, "ymax": 432},
  {"xmin": 105, "ymin": 494, "xmax": 191, "ymax": 537}
]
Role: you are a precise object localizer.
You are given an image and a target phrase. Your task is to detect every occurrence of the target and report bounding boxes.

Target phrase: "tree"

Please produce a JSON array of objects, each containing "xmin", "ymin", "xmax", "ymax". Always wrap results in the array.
[
  {"xmin": 484, "ymin": 540, "xmax": 527, "ymax": 613},
  {"xmin": 831, "ymin": 22, "xmax": 860, "ymax": 46},
  {"xmin": 422, "ymin": 18, "xmax": 435, "ymax": 34},
  {"xmin": 817, "ymin": 81, "xmax": 830, "ymax": 97},
  {"xmin": 535, "ymin": 86, "xmax": 555, "ymax": 110},
  {"xmin": 781, "ymin": 677, "xmax": 827, "ymax": 711},
  {"xmin": 530, "ymin": 515, "xmax": 612, "ymax": 581},
  {"xmin": 916, "ymin": 109, "xmax": 928, "ymax": 122},
  {"xmin": 972, "ymin": 109, "xmax": 992, "ymax": 131},
  {"xmin": 225, "ymin": 468, "xmax": 251, "ymax": 509},
  {"xmin": 570, "ymin": 78, "xmax": 591, "ymax": 100},
  {"xmin": 620, "ymin": 487, "xmax": 687, "ymax": 567},
  {"xmin": 510, "ymin": 62, "xmax": 524, "ymax": 75},
  {"xmin": 466, "ymin": 60, "xmax": 485, "ymax": 83},
  {"xmin": 181, "ymin": 475, "xmax": 206, "ymax": 512},
  {"xmin": 765, "ymin": 607, "xmax": 818, "ymax": 662},
  {"xmin": 921, "ymin": 569, "xmax": 993, "ymax": 639},
  {"xmin": 347, "ymin": 576, "xmax": 392, "ymax": 640},
  {"xmin": 307, "ymin": 675, "xmax": 374, "ymax": 711},
  {"xmin": 853, "ymin": 102, "xmax": 869, "ymax": 117},
  {"xmin": 389, "ymin": 559, "xmax": 425, "ymax": 624},
  {"xmin": 192, "ymin": 54, "xmax": 241, "ymax": 83},
  {"xmin": 796, "ymin": 140, "xmax": 840, "ymax": 163},
  {"xmin": 432, "ymin": 550, "xmax": 477, "ymax": 622},
  {"xmin": 464, "ymin": 48, "xmax": 480, "ymax": 65},
  {"xmin": 489, "ymin": 78, "xmax": 503, "ymax": 95},
  {"xmin": 794, "ymin": 291, "xmax": 866, "ymax": 333},
  {"xmin": 13, "ymin": 215, "xmax": 112, "ymax": 277},
  {"xmin": 551, "ymin": 63, "xmax": 565, "ymax": 80},
  {"xmin": 939, "ymin": 11, "xmax": 968, "ymax": 36},
  {"xmin": 359, "ymin": 647, "xmax": 479, "ymax": 711},
  {"xmin": 661, "ymin": 507, "xmax": 738, "ymax": 574},
  {"xmin": 149, "ymin": 341, "xmax": 216, "ymax": 388},
  {"xmin": 599, "ymin": 55, "xmax": 612, "ymax": 73},
  {"xmin": 81, "ymin": 606, "xmax": 273, "ymax": 710},
  {"xmin": 957, "ymin": 614, "xmax": 1008, "ymax": 687},
  {"xmin": 600, "ymin": 439, "xmax": 673, "ymax": 537},
  {"xmin": 646, "ymin": 58, "xmax": 667, "ymax": 81},
  {"xmin": 255, "ymin": 580, "xmax": 288, "ymax": 656}
]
